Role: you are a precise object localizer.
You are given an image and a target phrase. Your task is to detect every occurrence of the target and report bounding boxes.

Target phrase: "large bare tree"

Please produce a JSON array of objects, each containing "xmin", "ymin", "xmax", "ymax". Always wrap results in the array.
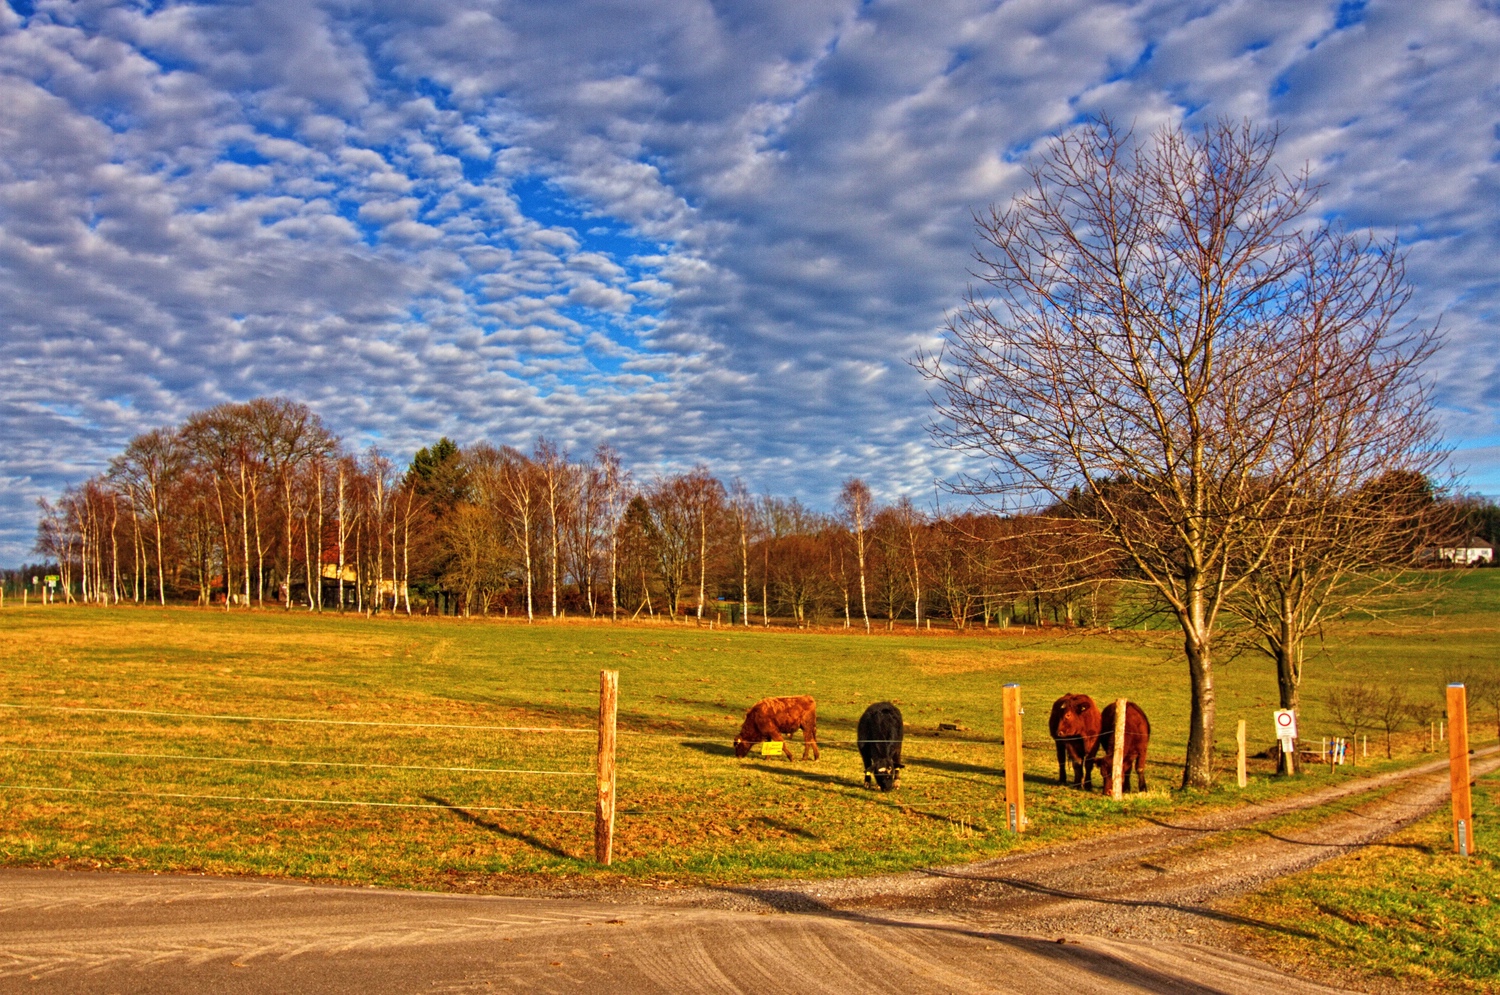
[{"xmin": 923, "ymin": 118, "xmax": 1432, "ymax": 788}]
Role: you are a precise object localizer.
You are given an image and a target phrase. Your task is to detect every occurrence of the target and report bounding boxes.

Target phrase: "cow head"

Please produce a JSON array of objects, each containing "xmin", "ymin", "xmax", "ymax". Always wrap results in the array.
[
  {"xmin": 734, "ymin": 737, "xmax": 751, "ymax": 758},
  {"xmin": 1054, "ymin": 694, "xmax": 1099, "ymax": 741}
]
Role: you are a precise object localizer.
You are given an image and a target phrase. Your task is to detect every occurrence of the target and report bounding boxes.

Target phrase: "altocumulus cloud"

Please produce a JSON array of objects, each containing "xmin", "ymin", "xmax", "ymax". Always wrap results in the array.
[{"xmin": 1, "ymin": 0, "xmax": 1498, "ymax": 561}]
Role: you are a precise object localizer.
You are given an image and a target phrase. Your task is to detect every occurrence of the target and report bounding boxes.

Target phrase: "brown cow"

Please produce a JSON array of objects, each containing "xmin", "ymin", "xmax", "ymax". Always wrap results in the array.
[
  {"xmin": 1049, "ymin": 694, "xmax": 1102, "ymax": 789},
  {"xmin": 1098, "ymin": 700, "xmax": 1151, "ymax": 794},
  {"xmin": 734, "ymin": 696, "xmax": 820, "ymax": 760}
]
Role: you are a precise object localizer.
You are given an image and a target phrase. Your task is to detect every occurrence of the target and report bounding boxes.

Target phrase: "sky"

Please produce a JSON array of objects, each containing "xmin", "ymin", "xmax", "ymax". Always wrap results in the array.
[{"xmin": 1, "ymin": 0, "xmax": 1498, "ymax": 564}]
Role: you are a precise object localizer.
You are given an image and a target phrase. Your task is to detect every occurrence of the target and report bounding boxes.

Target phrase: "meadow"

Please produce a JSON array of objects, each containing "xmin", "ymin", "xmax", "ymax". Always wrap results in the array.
[
  {"xmin": 0, "ymin": 571, "xmax": 1496, "ymax": 891},
  {"xmin": 1229, "ymin": 767, "xmax": 1500, "ymax": 993}
]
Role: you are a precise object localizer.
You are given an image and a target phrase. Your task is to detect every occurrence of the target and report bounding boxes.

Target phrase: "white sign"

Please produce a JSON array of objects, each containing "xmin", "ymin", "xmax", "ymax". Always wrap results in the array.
[{"xmin": 1273, "ymin": 709, "xmax": 1298, "ymax": 740}]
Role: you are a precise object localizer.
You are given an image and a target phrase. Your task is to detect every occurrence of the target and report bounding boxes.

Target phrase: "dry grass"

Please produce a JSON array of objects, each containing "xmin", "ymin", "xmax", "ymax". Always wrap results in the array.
[{"xmin": 0, "ymin": 572, "xmax": 1495, "ymax": 891}]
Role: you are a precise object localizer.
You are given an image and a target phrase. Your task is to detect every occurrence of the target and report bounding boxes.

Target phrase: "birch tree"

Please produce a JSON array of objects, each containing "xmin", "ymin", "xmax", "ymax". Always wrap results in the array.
[
  {"xmin": 837, "ymin": 478, "xmax": 874, "ymax": 632},
  {"xmin": 110, "ymin": 429, "xmax": 184, "ymax": 606}
]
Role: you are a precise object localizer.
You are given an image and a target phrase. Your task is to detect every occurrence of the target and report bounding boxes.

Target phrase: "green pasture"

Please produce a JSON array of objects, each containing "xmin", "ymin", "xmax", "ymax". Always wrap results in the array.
[
  {"xmin": 1229, "ymin": 768, "xmax": 1500, "ymax": 993},
  {"xmin": 0, "ymin": 570, "xmax": 1495, "ymax": 890}
]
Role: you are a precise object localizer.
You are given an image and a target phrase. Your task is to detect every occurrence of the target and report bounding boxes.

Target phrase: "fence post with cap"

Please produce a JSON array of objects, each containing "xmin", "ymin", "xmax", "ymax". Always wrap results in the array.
[
  {"xmin": 1002, "ymin": 683, "xmax": 1024, "ymax": 833},
  {"xmin": 1448, "ymin": 683, "xmax": 1474, "ymax": 856}
]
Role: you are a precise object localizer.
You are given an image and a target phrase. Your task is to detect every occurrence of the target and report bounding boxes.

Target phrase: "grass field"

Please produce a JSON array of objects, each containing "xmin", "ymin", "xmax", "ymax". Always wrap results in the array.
[
  {"xmin": 0, "ymin": 571, "xmax": 1496, "ymax": 891},
  {"xmin": 1229, "ymin": 768, "xmax": 1500, "ymax": 994}
]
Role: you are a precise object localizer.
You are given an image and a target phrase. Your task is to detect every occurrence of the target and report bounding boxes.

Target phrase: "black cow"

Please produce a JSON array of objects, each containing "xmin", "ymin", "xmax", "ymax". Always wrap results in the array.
[{"xmin": 857, "ymin": 701, "xmax": 904, "ymax": 791}]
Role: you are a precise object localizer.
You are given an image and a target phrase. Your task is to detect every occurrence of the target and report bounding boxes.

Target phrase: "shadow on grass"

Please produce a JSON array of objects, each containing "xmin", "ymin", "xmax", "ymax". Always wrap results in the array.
[
  {"xmin": 420, "ymin": 795, "xmax": 575, "ymax": 861},
  {"xmin": 903, "ymin": 756, "xmax": 1002, "ymax": 779},
  {"xmin": 680, "ymin": 741, "xmax": 737, "ymax": 758},
  {"xmin": 752, "ymin": 816, "xmax": 820, "ymax": 840}
]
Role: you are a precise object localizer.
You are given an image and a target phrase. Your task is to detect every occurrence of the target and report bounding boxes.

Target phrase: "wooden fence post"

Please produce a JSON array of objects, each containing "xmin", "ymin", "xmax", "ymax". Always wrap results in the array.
[
  {"xmin": 1110, "ymin": 698, "xmax": 1127, "ymax": 801},
  {"xmin": 1448, "ymin": 683, "xmax": 1474, "ymax": 856},
  {"xmin": 596, "ymin": 669, "xmax": 619, "ymax": 865},
  {"xmin": 1002, "ymin": 683, "xmax": 1025, "ymax": 833},
  {"xmin": 1236, "ymin": 719, "xmax": 1247, "ymax": 789}
]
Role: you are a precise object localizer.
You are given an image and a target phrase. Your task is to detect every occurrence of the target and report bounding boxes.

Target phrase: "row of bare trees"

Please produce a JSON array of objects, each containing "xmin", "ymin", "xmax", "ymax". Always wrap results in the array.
[
  {"xmin": 32, "ymin": 401, "xmax": 1131, "ymax": 625},
  {"xmin": 34, "ymin": 398, "xmax": 416, "ymax": 614}
]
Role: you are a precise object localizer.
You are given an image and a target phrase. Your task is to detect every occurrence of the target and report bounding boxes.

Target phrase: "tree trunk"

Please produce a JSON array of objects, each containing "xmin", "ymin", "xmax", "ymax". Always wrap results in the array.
[
  {"xmin": 1274, "ymin": 626, "xmax": 1302, "ymax": 775},
  {"xmin": 1181, "ymin": 606, "xmax": 1217, "ymax": 789},
  {"xmin": 696, "ymin": 506, "xmax": 707, "ymax": 624},
  {"xmin": 336, "ymin": 467, "xmax": 346, "ymax": 614},
  {"xmin": 251, "ymin": 475, "xmax": 265, "ymax": 607}
]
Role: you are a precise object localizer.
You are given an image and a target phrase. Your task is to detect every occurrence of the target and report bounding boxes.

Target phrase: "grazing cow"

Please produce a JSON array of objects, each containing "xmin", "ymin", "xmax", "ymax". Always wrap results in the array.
[
  {"xmin": 857, "ymin": 701, "xmax": 905, "ymax": 791},
  {"xmin": 734, "ymin": 696, "xmax": 820, "ymax": 760},
  {"xmin": 1098, "ymin": 700, "xmax": 1151, "ymax": 794},
  {"xmin": 1049, "ymin": 694, "xmax": 1102, "ymax": 790}
]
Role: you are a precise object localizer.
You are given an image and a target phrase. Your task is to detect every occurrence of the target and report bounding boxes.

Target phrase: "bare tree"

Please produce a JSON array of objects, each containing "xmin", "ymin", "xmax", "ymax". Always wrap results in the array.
[
  {"xmin": 534, "ymin": 439, "xmax": 575, "ymax": 618},
  {"xmin": 494, "ymin": 447, "xmax": 538, "ymax": 621},
  {"xmin": 1375, "ymin": 684, "xmax": 1409, "ymax": 759},
  {"xmin": 110, "ymin": 429, "xmax": 184, "ymax": 606},
  {"xmin": 922, "ymin": 118, "xmax": 1431, "ymax": 788},
  {"xmin": 1324, "ymin": 682, "xmax": 1381, "ymax": 764},
  {"xmin": 730, "ymin": 480, "xmax": 755, "ymax": 627},
  {"xmin": 838, "ymin": 478, "xmax": 874, "ymax": 632}
]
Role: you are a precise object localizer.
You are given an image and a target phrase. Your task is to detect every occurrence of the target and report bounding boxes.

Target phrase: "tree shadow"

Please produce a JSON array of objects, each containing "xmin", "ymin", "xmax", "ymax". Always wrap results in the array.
[
  {"xmin": 419, "ymin": 795, "xmax": 575, "ymax": 861},
  {"xmin": 752, "ymin": 816, "xmax": 820, "ymax": 840},
  {"xmin": 710, "ymin": 885, "xmax": 1259, "ymax": 995},
  {"xmin": 914, "ymin": 868, "xmax": 1324, "ymax": 941},
  {"xmin": 742, "ymin": 764, "xmax": 992, "ymax": 831}
]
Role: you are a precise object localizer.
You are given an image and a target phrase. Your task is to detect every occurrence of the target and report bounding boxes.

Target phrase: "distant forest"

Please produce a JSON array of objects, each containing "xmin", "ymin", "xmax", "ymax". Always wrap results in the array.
[{"xmin": 12, "ymin": 397, "xmax": 1499, "ymax": 625}]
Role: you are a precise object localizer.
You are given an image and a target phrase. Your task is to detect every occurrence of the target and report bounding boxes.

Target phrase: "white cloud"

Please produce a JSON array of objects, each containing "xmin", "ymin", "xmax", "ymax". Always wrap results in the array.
[{"xmin": 1, "ymin": 0, "xmax": 1499, "ymax": 562}]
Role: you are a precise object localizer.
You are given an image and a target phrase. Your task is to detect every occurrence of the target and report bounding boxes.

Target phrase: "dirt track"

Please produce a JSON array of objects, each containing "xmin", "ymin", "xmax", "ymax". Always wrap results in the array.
[{"xmin": 1, "ymin": 750, "xmax": 1492, "ymax": 994}]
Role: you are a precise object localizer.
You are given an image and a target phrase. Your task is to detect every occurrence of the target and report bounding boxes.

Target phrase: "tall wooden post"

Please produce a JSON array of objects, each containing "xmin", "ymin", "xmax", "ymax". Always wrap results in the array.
[
  {"xmin": 1110, "ymin": 698, "xmax": 1127, "ymax": 800},
  {"xmin": 1002, "ymin": 683, "xmax": 1025, "ymax": 833},
  {"xmin": 1448, "ymin": 683, "xmax": 1474, "ymax": 856},
  {"xmin": 1236, "ymin": 719, "xmax": 1247, "ymax": 789},
  {"xmin": 596, "ymin": 669, "xmax": 619, "ymax": 865}
]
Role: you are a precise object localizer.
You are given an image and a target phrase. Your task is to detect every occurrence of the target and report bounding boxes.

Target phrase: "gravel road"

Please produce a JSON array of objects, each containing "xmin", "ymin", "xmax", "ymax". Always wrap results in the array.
[{"xmin": 2, "ymin": 749, "xmax": 1490, "ymax": 994}]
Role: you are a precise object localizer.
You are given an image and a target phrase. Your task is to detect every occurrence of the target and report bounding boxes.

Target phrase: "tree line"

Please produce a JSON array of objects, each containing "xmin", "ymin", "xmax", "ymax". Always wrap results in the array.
[{"xmin": 29, "ymin": 399, "xmax": 1132, "ymax": 627}]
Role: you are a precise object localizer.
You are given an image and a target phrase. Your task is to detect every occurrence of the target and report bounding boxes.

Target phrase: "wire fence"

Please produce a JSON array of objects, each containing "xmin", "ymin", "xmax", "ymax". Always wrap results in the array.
[
  {"xmin": 0, "ymin": 699, "xmax": 601, "ymax": 822},
  {"xmin": 0, "ymin": 688, "xmax": 1033, "ymax": 856}
]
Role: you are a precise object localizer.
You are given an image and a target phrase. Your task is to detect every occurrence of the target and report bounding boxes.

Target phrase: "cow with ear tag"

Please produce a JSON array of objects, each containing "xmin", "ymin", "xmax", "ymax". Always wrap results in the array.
[{"xmin": 734, "ymin": 696, "xmax": 820, "ymax": 760}]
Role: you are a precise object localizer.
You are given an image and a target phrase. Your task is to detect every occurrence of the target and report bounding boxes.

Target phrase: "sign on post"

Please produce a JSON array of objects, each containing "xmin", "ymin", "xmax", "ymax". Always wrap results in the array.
[
  {"xmin": 1002, "ymin": 683, "xmax": 1025, "ymax": 833},
  {"xmin": 1448, "ymin": 683, "xmax": 1475, "ymax": 856},
  {"xmin": 1273, "ymin": 709, "xmax": 1297, "ymax": 768}
]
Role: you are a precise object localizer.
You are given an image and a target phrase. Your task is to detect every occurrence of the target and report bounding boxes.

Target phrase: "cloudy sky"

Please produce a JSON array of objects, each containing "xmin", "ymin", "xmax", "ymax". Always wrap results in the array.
[{"xmin": 1, "ymin": 0, "xmax": 1498, "ymax": 563}]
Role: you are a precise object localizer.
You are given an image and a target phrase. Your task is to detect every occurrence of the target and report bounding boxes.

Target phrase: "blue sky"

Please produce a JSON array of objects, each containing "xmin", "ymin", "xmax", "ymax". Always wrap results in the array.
[{"xmin": 2, "ymin": 0, "xmax": 1498, "ymax": 563}]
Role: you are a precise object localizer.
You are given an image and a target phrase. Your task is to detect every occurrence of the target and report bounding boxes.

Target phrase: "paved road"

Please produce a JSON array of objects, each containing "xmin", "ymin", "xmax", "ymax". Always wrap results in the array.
[{"xmin": 4, "ymin": 751, "xmax": 1490, "ymax": 994}]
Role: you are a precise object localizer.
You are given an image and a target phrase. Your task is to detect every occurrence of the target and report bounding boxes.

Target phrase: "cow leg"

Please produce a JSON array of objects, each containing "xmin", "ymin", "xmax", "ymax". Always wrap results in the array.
[
  {"xmin": 802, "ymin": 719, "xmax": 819, "ymax": 761},
  {"xmin": 1136, "ymin": 755, "xmax": 1148, "ymax": 792},
  {"xmin": 1056, "ymin": 741, "xmax": 1068, "ymax": 784}
]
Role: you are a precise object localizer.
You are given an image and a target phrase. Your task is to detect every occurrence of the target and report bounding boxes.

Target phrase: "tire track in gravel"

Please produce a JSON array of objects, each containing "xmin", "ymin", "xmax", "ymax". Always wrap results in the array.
[{"xmin": 697, "ymin": 746, "xmax": 1500, "ymax": 945}]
